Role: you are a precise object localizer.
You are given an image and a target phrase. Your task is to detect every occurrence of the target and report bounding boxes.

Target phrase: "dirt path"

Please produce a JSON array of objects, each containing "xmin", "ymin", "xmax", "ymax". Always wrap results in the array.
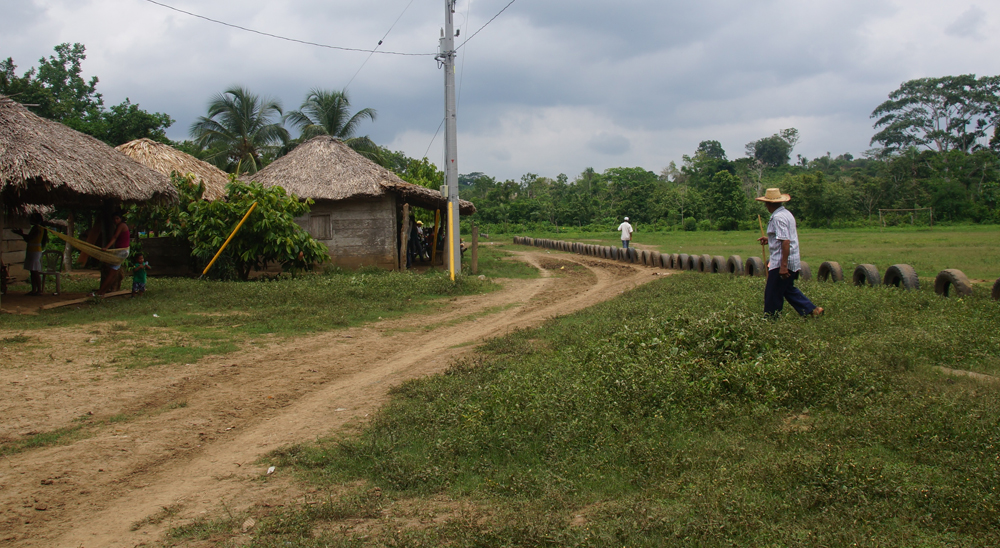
[{"xmin": 0, "ymin": 251, "xmax": 668, "ymax": 547}]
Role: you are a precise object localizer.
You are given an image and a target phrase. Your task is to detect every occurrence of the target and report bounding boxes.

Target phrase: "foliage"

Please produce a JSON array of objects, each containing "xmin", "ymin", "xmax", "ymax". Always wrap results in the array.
[
  {"xmin": 0, "ymin": 43, "xmax": 173, "ymax": 145},
  {"xmin": 283, "ymin": 88, "xmax": 381, "ymax": 163},
  {"xmin": 870, "ymin": 75, "xmax": 1000, "ymax": 155},
  {"xmin": 706, "ymin": 170, "xmax": 747, "ymax": 229},
  {"xmin": 745, "ymin": 128, "xmax": 799, "ymax": 166},
  {"xmin": 180, "ymin": 180, "xmax": 328, "ymax": 280},
  {"xmin": 189, "ymin": 86, "xmax": 289, "ymax": 174}
]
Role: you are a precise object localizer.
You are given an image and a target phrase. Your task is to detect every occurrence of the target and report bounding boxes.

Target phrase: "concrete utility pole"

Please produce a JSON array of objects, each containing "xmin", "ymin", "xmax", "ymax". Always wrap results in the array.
[{"xmin": 437, "ymin": 0, "xmax": 460, "ymax": 279}]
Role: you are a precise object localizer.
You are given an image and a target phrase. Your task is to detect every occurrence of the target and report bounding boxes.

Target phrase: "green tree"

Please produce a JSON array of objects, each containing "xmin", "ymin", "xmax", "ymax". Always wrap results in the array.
[
  {"xmin": 696, "ymin": 140, "xmax": 727, "ymax": 160},
  {"xmin": 190, "ymin": 86, "xmax": 290, "ymax": 174},
  {"xmin": 745, "ymin": 129, "xmax": 798, "ymax": 167},
  {"xmin": 706, "ymin": 170, "xmax": 747, "ymax": 230},
  {"xmin": 870, "ymin": 75, "xmax": 1000, "ymax": 154},
  {"xmin": 181, "ymin": 180, "xmax": 327, "ymax": 280},
  {"xmin": 284, "ymin": 88, "xmax": 381, "ymax": 163}
]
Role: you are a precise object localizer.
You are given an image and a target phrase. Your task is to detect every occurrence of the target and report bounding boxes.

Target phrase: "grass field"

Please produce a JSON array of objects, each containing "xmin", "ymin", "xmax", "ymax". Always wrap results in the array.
[
  {"xmin": 177, "ymin": 271, "xmax": 1000, "ymax": 547},
  {"xmin": 0, "ymin": 245, "xmax": 530, "ymax": 370},
  {"xmin": 524, "ymin": 225, "xmax": 1000, "ymax": 281}
]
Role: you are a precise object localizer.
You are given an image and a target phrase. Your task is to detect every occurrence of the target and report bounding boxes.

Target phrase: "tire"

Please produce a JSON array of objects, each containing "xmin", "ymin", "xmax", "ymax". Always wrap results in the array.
[
  {"xmin": 628, "ymin": 248, "xmax": 639, "ymax": 263},
  {"xmin": 993, "ymin": 277, "xmax": 1000, "ymax": 301},
  {"xmin": 639, "ymin": 250, "xmax": 649, "ymax": 266},
  {"xmin": 711, "ymin": 255, "xmax": 727, "ymax": 273},
  {"xmin": 726, "ymin": 255, "xmax": 743, "ymax": 275},
  {"xmin": 699, "ymin": 254, "xmax": 713, "ymax": 273},
  {"xmin": 745, "ymin": 256, "xmax": 766, "ymax": 277},
  {"xmin": 687, "ymin": 254, "xmax": 701, "ymax": 271},
  {"xmin": 799, "ymin": 261, "xmax": 812, "ymax": 282},
  {"xmin": 818, "ymin": 261, "xmax": 843, "ymax": 282},
  {"xmin": 677, "ymin": 253, "xmax": 690, "ymax": 270},
  {"xmin": 883, "ymin": 264, "xmax": 919, "ymax": 290},
  {"xmin": 934, "ymin": 269, "xmax": 973, "ymax": 297},
  {"xmin": 853, "ymin": 264, "xmax": 880, "ymax": 287},
  {"xmin": 666, "ymin": 253, "xmax": 677, "ymax": 269},
  {"xmin": 649, "ymin": 251, "xmax": 662, "ymax": 268}
]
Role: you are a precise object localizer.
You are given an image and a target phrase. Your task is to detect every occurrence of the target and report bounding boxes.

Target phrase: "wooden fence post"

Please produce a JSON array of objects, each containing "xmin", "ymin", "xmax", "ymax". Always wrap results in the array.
[
  {"xmin": 399, "ymin": 203, "xmax": 410, "ymax": 271},
  {"xmin": 471, "ymin": 222, "xmax": 479, "ymax": 275}
]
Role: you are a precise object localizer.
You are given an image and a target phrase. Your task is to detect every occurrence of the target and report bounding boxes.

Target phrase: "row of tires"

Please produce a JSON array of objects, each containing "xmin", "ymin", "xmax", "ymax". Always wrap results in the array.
[{"xmin": 513, "ymin": 236, "xmax": 1000, "ymax": 300}]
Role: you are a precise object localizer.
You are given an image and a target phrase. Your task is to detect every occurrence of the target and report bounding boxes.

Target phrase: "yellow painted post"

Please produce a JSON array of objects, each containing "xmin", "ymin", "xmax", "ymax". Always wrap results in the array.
[
  {"xmin": 202, "ymin": 202, "xmax": 258, "ymax": 277},
  {"xmin": 448, "ymin": 202, "xmax": 456, "ymax": 281}
]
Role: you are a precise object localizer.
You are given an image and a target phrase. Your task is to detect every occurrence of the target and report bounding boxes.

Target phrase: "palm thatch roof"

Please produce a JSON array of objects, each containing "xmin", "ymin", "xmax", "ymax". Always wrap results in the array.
[
  {"xmin": 249, "ymin": 136, "xmax": 476, "ymax": 215},
  {"xmin": 0, "ymin": 95, "xmax": 177, "ymax": 209},
  {"xmin": 116, "ymin": 138, "xmax": 228, "ymax": 201}
]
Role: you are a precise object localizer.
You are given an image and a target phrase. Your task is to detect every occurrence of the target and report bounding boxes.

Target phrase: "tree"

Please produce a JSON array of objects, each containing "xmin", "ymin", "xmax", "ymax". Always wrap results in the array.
[
  {"xmin": 706, "ymin": 170, "xmax": 747, "ymax": 230},
  {"xmin": 284, "ymin": 88, "xmax": 381, "ymax": 163},
  {"xmin": 1, "ymin": 43, "xmax": 173, "ymax": 145},
  {"xmin": 745, "ymin": 130, "xmax": 797, "ymax": 166},
  {"xmin": 181, "ymin": 180, "xmax": 327, "ymax": 280},
  {"xmin": 870, "ymin": 75, "xmax": 1000, "ymax": 154},
  {"xmin": 696, "ymin": 140, "xmax": 727, "ymax": 160},
  {"xmin": 190, "ymin": 86, "xmax": 289, "ymax": 174}
]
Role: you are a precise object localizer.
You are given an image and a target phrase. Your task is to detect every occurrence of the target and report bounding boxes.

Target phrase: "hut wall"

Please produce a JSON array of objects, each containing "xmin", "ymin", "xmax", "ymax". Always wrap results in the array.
[
  {"xmin": 138, "ymin": 237, "xmax": 194, "ymax": 276},
  {"xmin": 299, "ymin": 197, "xmax": 398, "ymax": 270},
  {"xmin": 1, "ymin": 215, "xmax": 30, "ymax": 278}
]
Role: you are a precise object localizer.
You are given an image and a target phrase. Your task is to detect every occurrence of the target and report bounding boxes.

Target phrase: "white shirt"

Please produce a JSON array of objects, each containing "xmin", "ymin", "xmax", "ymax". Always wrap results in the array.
[
  {"xmin": 617, "ymin": 222, "xmax": 633, "ymax": 240},
  {"xmin": 766, "ymin": 206, "xmax": 801, "ymax": 272}
]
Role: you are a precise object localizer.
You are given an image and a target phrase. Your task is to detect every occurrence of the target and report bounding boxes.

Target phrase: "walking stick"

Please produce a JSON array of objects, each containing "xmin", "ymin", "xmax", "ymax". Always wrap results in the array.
[{"xmin": 757, "ymin": 214, "xmax": 768, "ymax": 267}]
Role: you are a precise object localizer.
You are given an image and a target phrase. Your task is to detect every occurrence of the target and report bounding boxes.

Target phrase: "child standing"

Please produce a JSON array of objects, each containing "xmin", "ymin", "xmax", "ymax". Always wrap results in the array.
[{"xmin": 131, "ymin": 253, "xmax": 150, "ymax": 297}]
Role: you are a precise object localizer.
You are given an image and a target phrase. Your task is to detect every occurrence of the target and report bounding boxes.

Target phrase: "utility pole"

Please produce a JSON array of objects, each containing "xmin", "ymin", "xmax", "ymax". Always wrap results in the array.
[{"xmin": 437, "ymin": 0, "xmax": 460, "ymax": 279}]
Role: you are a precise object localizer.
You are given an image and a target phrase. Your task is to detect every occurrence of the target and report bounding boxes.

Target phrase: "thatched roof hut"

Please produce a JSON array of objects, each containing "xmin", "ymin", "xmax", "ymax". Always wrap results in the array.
[
  {"xmin": 249, "ymin": 136, "xmax": 476, "ymax": 215},
  {"xmin": 116, "ymin": 138, "xmax": 229, "ymax": 201},
  {"xmin": 0, "ymin": 95, "xmax": 177, "ymax": 209}
]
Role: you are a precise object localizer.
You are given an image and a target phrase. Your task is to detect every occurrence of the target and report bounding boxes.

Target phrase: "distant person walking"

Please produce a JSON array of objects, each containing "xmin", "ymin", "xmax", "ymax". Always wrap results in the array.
[
  {"xmin": 617, "ymin": 217, "xmax": 633, "ymax": 249},
  {"xmin": 755, "ymin": 188, "xmax": 823, "ymax": 318}
]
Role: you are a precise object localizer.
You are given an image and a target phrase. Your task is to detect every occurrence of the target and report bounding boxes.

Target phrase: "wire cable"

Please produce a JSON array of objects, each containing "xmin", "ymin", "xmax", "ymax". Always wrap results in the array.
[
  {"xmin": 345, "ymin": 0, "xmax": 419, "ymax": 89},
  {"xmin": 424, "ymin": 118, "xmax": 445, "ymax": 160},
  {"xmin": 142, "ymin": 0, "xmax": 435, "ymax": 56},
  {"xmin": 456, "ymin": 0, "xmax": 517, "ymax": 50},
  {"xmin": 457, "ymin": 0, "xmax": 472, "ymax": 109}
]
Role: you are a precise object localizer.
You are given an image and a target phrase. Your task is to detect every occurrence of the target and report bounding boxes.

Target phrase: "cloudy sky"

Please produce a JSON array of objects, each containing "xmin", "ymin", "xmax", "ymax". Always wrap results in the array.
[{"xmin": 3, "ymin": 0, "xmax": 999, "ymax": 180}]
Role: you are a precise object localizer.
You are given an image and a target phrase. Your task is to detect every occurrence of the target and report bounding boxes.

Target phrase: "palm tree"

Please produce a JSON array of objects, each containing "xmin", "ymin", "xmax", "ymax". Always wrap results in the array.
[
  {"xmin": 284, "ymin": 88, "xmax": 382, "ymax": 163},
  {"xmin": 190, "ymin": 86, "xmax": 290, "ymax": 175}
]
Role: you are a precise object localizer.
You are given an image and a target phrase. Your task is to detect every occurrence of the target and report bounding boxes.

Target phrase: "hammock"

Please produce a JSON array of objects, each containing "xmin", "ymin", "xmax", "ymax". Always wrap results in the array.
[{"xmin": 46, "ymin": 228, "xmax": 130, "ymax": 266}]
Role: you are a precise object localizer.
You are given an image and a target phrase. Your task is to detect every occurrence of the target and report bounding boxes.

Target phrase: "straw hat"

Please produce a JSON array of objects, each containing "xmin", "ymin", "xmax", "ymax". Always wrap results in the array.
[{"xmin": 755, "ymin": 188, "xmax": 791, "ymax": 203}]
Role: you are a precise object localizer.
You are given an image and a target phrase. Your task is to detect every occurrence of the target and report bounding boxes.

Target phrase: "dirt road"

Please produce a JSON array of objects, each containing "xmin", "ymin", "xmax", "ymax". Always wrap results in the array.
[{"xmin": 0, "ymin": 251, "xmax": 667, "ymax": 547}]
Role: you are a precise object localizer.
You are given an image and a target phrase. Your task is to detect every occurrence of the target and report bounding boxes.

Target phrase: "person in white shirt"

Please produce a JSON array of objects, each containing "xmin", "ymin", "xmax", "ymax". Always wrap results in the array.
[
  {"xmin": 617, "ymin": 217, "xmax": 633, "ymax": 249},
  {"xmin": 755, "ymin": 188, "xmax": 823, "ymax": 318}
]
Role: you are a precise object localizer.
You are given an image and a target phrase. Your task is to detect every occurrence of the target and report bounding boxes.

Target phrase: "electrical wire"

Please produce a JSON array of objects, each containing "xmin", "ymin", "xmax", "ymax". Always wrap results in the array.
[
  {"xmin": 456, "ymin": 0, "xmax": 517, "ymax": 50},
  {"xmin": 456, "ymin": 0, "xmax": 472, "ymax": 109},
  {"xmin": 345, "ymin": 0, "xmax": 419, "ymax": 89},
  {"xmin": 423, "ymin": 118, "xmax": 446, "ymax": 160},
  {"xmin": 142, "ymin": 0, "xmax": 435, "ymax": 56}
]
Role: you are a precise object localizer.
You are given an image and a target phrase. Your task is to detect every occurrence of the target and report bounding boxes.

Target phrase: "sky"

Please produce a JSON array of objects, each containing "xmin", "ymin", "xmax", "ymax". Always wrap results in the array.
[{"xmin": 3, "ymin": 0, "xmax": 1000, "ymax": 181}]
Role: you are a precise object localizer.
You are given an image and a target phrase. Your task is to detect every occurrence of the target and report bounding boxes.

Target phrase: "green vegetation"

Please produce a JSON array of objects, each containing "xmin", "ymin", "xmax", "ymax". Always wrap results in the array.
[
  {"xmin": 218, "ymin": 273, "xmax": 1000, "ymax": 547},
  {"xmin": 515, "ymin": 225, "xmax": 1000, "ymax": 281}
]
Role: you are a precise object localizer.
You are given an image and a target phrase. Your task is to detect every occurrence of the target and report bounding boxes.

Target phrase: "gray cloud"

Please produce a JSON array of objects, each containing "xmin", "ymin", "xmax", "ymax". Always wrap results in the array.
[{"xmin": 3, "ymin": 0, "xmax": 1000, "ymax": 180}]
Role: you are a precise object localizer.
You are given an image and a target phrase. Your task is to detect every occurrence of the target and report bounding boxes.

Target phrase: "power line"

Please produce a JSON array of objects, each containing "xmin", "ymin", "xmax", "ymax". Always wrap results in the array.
[
  {"xmin": 424, "ymin": 118, "xmax": 446, "ymax": 160},
  {"xmin": 142, "ymin": 0, "xmax": 435, "ymax": 56},
  {"xmin": 345, "ymin": 0, "xmax": 419, "ymax": 90},
  {"xmin": 457, "ymin": 0, "xmax": 517, "ymax": 50}
]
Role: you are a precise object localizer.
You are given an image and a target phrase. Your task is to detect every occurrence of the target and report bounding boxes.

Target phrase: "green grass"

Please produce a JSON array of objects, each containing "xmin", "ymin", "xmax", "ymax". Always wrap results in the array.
[
  {"xmin": 1, "ymin": 267, "xmax": 503, "ymax": 369},
  {"xmin": 521, "ymin": 224, "xmax": 1000, "ymax": 281},
  {"xmin": 467, "ymin": 241, "xmax": 541, "ymax": 279},
  {"xmin": 230, "ymin": 273, "xmax": 1000, "ymax": 547}
]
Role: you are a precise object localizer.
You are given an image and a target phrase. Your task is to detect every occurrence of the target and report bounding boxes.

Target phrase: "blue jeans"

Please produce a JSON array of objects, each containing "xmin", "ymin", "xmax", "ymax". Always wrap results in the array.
[
  {"xmin": 764, "ymin": 268, "xmax": 816, "ymax": 317},
  {"xmin": 622, "ymin": 240, "xmax": 629, "ymax": 249}
]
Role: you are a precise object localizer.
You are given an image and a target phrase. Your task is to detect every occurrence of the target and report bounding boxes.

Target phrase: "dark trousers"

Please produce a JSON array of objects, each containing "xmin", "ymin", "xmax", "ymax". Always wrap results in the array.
[
  {"xmin": 764, "ymin": 268, "xmax": 816, "ymax": 317},
  {"xmin": 622, "ymin": 240, "xmax": 630, "ymax": 249}
]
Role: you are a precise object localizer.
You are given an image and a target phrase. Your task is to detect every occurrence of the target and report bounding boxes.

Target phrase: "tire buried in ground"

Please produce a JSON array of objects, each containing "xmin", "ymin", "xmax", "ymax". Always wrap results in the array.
[
  {"xmin": 677, "ymin": 253, "xmax": 690, "ymax": 270},
  {"xmin": 650, "ymin": 251, "xmax": 662, "ymax": 268},
  {"xmin": 711, "ymin": 255, "xmax": 727, "ymax": 273},
  {"xmin": 687, "ymin": 254, "xmax": 701, "ymax": 271},
  {"xmin": 818, "ymin": 261, "xmax": 843, "ymax": 282},
  {"xmin": 934, "ymin": 269, "xmax": 973, "ymax": 297},
  {"xmin": 853, "ymin": 264, "xmax": 880, "ymax": 286},
  {"xmin": 799, "ymin": 262, "xmax": 812, "ymax": 282},
  {"xmin": 639, "ymin": 250, "xmax": 649, "ymax": 266},
  {"xmin": 745, "ymin": 256, "xmax": 766, "ymax": 277},
  {"xmin": 726, "ymin": 255, "xmax": 743, "ymax": 275},
  {"xmin": 699, "ymin": 254, "xmax": 713, "ymax": 273},
  {"xmin": 883, "ymin": 264, "xmax": 919, "ymax": 290}
]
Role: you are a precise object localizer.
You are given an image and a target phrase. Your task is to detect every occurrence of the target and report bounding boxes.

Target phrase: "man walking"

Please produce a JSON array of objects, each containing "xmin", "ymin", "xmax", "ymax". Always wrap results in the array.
[
  {"xmin": 755, "ymin": 188, "xmax": 823, "ymax": 318},
  {"xmin": 617, "ymin": 216, "xmax": 633, "ymax": 249}
]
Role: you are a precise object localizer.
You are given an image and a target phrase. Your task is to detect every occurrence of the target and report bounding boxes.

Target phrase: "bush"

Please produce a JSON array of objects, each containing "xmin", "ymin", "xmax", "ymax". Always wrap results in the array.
[
  {"xmin": 682, "ymin": 217, "xmax": 698, "ymax": 231},
  {"xmin": 696, "ymin": 219, "xmax": 713, "ymax": 231}
]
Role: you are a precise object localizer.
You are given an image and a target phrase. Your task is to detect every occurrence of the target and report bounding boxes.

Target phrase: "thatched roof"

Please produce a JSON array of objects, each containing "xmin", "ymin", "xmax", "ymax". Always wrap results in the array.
[
  {"xmin": 249, "ymin": 136, "xmax": 475, "ymax": 215},
  {"xmin": 116, "ymin": 138, "xmax": 228, "ymax": 201},
  {"xmin": 0, "ymin": 95, "xmax": 177, "ymax": 209}
]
